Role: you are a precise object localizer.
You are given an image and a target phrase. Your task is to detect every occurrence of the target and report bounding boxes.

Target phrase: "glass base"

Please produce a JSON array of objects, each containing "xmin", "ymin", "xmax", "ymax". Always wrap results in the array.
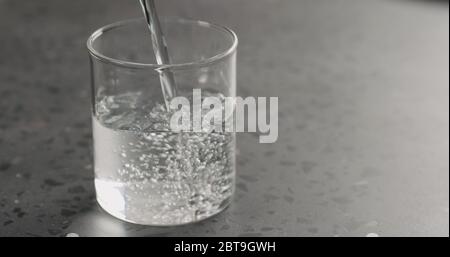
[{"xmin": 95, "ymin": 183, "xmax": 233, "ymax": 226}]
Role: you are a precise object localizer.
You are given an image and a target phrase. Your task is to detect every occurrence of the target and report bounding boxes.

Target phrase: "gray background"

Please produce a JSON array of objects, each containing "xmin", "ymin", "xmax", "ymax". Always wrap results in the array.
[{"xmin": 0, "ymin": 0, "xmax": 448, "ymax": 237}]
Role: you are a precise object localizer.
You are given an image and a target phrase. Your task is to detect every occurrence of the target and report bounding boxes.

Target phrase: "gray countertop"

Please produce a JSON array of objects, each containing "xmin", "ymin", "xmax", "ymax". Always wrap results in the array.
[{"xmin": 0, "ymin": 0, "xmax": 448, "ymax": 237}]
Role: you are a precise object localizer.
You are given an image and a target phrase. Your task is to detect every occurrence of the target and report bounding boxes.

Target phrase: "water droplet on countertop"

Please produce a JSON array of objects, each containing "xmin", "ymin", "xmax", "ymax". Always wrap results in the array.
[{"xmin": 65, "ymin": 233, "xmax": 80, "ymax": 237}]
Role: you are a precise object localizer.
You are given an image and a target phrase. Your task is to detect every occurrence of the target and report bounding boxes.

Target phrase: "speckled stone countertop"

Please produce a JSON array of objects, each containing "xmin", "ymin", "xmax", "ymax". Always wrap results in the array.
[{"xmin": 0, "ymin": 0, "xmax": 448, "ymax": 237}]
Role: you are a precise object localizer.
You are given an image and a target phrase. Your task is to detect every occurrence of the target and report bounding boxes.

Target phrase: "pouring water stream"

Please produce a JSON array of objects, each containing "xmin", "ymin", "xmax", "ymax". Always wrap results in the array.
[{"xmin": 138, "ymin": 0, "xmax": 177, "ymax": 109}]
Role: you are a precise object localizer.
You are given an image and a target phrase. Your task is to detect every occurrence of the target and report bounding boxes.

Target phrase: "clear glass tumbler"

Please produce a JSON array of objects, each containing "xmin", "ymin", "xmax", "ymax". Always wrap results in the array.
[{"xmin": 87, "ymin": 18, "xmax": 237, "ymax": 225}]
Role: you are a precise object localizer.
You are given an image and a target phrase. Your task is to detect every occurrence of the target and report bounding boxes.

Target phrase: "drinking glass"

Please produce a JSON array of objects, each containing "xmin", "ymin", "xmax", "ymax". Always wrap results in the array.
[{"xmin": 87, "ymin": 18, "xmax": 237, "ymax": 225}]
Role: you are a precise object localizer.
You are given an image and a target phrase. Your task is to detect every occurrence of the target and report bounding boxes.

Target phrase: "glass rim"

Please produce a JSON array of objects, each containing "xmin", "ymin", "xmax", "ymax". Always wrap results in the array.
[{"xmin": 87, "ymin": 17, "xmax": 238, "ymax": 70}]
